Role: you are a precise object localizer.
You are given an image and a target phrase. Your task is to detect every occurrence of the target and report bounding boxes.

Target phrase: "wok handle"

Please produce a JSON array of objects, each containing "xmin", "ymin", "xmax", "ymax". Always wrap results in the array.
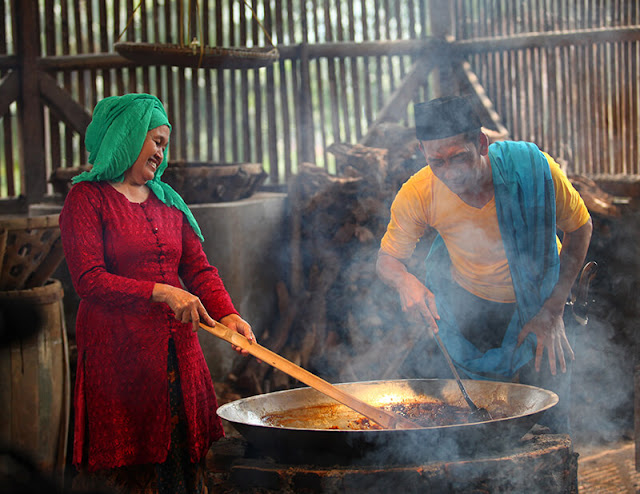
[{"xmin": 200, "ymin": 321, "xmax": 419, "ymax": 430}]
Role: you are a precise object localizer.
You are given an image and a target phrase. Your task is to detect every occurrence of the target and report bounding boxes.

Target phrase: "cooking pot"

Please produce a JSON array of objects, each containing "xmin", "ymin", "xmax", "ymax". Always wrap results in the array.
[{"xmin": 217, "ymin": 379, "xmax": 558, "ymax": 465}]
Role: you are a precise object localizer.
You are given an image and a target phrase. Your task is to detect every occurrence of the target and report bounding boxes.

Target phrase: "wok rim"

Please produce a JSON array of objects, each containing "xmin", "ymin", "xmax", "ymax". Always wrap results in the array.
[{"xmin": 216, "ymin": 378, "xmax": 559, "ymax": 432}]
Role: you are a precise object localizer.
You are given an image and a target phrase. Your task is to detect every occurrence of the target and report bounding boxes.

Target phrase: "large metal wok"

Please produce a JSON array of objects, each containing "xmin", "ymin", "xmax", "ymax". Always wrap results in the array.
[{"xmin": 217, "ymin": 379, "xmax": 558, "ymax": 465}]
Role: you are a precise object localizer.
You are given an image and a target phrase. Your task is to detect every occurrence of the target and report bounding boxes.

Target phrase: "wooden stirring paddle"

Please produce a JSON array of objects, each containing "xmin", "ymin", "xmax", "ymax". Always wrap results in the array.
[{"xmin": 200, "ymin": 321, "xmax": 420, "ymax": 430}]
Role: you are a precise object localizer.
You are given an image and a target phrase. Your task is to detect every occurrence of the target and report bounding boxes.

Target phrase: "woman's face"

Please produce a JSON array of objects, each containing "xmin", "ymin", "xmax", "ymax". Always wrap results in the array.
[{"xmin": 125, "ymin": 125, "xmax": 170, "ymax": 185}]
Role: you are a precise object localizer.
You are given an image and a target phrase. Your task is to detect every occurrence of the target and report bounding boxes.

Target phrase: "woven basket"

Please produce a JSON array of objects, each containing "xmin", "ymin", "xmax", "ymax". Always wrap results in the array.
[
  {"xmin": 0, "ymin": 215, "xmax": 65, "ymax": 291},
  {"xmin": 162, "ymin": 161, "xmax": 267, "ymax": 204},
  {"xmin": 114, "ymin": 42, "xmax": 279, "ymax": 70}
]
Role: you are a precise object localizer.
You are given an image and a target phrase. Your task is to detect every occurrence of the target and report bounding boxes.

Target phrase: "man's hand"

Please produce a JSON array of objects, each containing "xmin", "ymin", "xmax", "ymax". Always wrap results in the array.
[
  {"xmin": 517, "ymin": 306, "xmax": 575, "ymax": 375},
  {"xmin": 396, "ymin": 273, "xmax": 440, "ymax": 331},
  {"xmin": 376, "ymin": 251, "xmax": 440, "ymax": 331},
  {"xmin": 220, "ymin": 313, "xmax": 256, "ymax": 356}
]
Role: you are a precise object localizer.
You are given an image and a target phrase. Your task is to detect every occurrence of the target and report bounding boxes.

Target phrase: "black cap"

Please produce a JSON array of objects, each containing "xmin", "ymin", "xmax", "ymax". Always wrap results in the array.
[{"xmin": 414, "ymin": 95, "xmax": 481, "ymax": 141}]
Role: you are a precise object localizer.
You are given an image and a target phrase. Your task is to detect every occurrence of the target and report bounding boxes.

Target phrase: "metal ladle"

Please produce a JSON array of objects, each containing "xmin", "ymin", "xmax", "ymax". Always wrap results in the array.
[{"xmin": 431, "ymin": 329, "xmax": 493, "ymax": 421}]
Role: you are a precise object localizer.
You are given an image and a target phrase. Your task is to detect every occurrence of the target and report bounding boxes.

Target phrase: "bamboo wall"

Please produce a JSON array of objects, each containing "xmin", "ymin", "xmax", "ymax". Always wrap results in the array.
[
  {"xmin": 1, "ymin": 0, "xmax": 639, "ymax": 202},
  {"xmin": 454, "ymin": 0, "xmax": 640, "ymax": 174}
]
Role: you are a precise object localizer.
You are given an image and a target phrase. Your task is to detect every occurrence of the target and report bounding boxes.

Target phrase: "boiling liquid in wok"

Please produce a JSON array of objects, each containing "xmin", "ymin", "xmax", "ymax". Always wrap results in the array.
[{"xmin": 262, "ymin": 400, "xmax": 509, "ymax": 430}]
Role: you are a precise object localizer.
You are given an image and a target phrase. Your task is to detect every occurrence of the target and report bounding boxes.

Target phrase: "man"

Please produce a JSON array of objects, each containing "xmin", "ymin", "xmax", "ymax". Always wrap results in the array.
[{"xmin": 376, "ymin": 95, "xmax": 592, "ymax": 432}]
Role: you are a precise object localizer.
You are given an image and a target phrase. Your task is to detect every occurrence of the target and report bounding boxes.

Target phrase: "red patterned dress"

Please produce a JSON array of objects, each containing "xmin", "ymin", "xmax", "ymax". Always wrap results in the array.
[{"xmin": 60, "ymin": 181, "xmax": 232, "ymax": 473}]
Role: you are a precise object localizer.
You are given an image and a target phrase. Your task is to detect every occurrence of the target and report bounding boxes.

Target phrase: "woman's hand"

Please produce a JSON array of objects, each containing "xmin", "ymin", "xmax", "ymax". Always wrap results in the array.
[
  {"xmin": 152, "ymin": 283, "xmax": 215, "ymax": 332},
  {"xmin": 220, "ymin": 313, "xmax": 256, "ymax": 356}
]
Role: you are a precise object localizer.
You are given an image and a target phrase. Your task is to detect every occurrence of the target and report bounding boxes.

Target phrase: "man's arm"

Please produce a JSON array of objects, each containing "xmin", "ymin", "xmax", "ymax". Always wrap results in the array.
[
  {"xmin": 517, "ymin": 218, "xmax": 593, "ymax": 374},
  {"xmin": 376, "ymin": 250, "xmax": 440, "ymax": 330}
]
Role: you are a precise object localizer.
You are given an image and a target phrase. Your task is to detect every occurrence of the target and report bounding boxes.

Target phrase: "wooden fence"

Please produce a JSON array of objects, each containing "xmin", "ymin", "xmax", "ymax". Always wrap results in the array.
[{"xmin": 1, "ymin": 0, "xmax": 639, "ymax": 207}]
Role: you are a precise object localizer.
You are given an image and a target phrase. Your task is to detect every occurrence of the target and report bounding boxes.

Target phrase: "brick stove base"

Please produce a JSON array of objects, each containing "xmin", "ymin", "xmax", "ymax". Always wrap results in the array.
[{"xmin": 206, "ymin": 431, "xmax": 578, "ymax": 493}]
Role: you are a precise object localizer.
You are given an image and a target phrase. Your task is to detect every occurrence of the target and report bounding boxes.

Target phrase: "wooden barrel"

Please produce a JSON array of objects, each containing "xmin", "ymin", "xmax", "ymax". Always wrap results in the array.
[{"xmin": 0, "ymin": 279, "xmax": 70, "ymax": 475}]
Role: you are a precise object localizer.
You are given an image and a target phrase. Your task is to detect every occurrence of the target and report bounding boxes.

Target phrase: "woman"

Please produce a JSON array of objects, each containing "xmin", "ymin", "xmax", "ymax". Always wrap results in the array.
[{"xmin": 59, "ymin": 93, "xmax": 254, "ymax": 493}]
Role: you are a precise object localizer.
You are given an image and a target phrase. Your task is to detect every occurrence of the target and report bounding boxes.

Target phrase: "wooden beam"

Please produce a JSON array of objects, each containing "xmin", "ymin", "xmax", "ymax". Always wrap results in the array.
[
  {"xmin": 38, "ymin": 53, "xmax": 137, "ymax": 72},
  {"xmin": 454, "ymin": 26, "xmax": 640, "ymax": 55},
  {"xmin": 15, "ymin": 0, "xmax": 46, "ymax": 203},
  {"xmin": 0, "ymin": 197, "xmax": 27, "ymax": 215},
  {"xmin": 39, "ymin": 72, "xmax": 91, "ymax": 139},
  {"xmin": 33, "ymin": 26, "xmax": 640, "ymax": 73},
  {"xmin": 454, "ymin": 61, "xmax": 510, "ymax": 137},
  {"xmin": 0, "ymin": 71, "xmax": 19, "ymax": 120},
  {"xmin": 360, "ymin": 57, "xmax": 439, "ymax": 145},
  {"xmin": 0, "ymin": 55, "xmax": 18, "ymax": 71},
  {"xmin": 36, "ymin": 39, "xmax": 448, "ymax": 71}
]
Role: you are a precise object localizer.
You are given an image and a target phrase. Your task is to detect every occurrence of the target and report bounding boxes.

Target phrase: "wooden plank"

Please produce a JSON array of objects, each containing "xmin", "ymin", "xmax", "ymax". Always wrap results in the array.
[
  {"xmin": 59, "ymin": 0, "xmax": 74, "ymax": 168},
  {"xmin": 297, "ymin": 0, "xmax": 313, "ymax": 165},
  {"xmin": 335, "ymin": 1, "xmax": 351, "ymax": 144},
  {"xmin": 323, "ymin": 0, "xmax": 341, "ymax": 157},
  {"xmin": 264, "ymin": 1, "xmax": 278, "ymax": 182},
  {"xmin": 39, "ymin": 72, "xmax": 92, "ymax": 139},
  {"xmin": 0, "ymin": 0, "xmax": 15, "ymax": 197},
  {"xmin": 383, "ymin": 0, "xmax": 395, "ymax": 96},
  {"xmin": 276, "ymin": 0, "xmax": 292, "ymax": 180},
  {"xmin": 113, "ymin": 0, "xmax": 125, "ymax": 96},
  {"xmin": 229, "ymin": 0, "xmax": 238, "ymax": 161},
  {"xmin": 215, "ymin": 0, "xmax": 225, "ymax": 161},
  {"xmin": 299, "ymin": 43, "xmax": 314, "ymax": 164},
  {"xmin": 98, "ymin": 0, "xmax": 112, "ymax": 96},
  {"xmin": 164, "ymin": 0, "xmax": 175, "ymax": 156},
  {"xmin": 190, "ymin": 0, "xmax": 200, "ymax": 159},
  {"xmin": 311, "ymin": 0, "xmax": 329, "ymax": 170},
  {"xmin": 360, "ymin": 0, "xmax": 373, "ymax": 127},
  {"xmin": 251, "ymin": 0, "xmax": 263, "ymax": 165},
  {"xmin": 374, "ymin": 0, "xmax": 383, "ymax": 111},
  {"xmin": 347, "ymin": 0, "xmax": 362, "ymax": 140},
  {"xmin": 73, "ymin": 0, "xmax": 86, "ymax": 161},
  {"xmin": 15, "ymin": 0, "xmax": 46, "ymax": 202},
  {"xmin": 139, "ymin": 0, "xmax": 151, "ymax": 92},
  {"xmin": 203, "ymin": 0, "xmax": 214, "ymax": 161},
  {"xmin": 286, "ymin": 0, "xmax": 302, "ymax": 171},
  {"xmin": 43, "ymin": 0, "xmax": 61, "ymax": 174},
  {"xmin": 177, "ymin": 66, "xmax": 187, "ymax": 159},
  {"xmin": 239, "ymin": 0, "xmax": 250, "ymax": 162}
]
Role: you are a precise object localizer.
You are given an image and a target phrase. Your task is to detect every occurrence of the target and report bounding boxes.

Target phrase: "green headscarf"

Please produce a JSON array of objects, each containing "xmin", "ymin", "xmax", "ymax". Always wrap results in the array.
[{"xmin": 73, "ymin": 93, "xmax": 203, "ymax": 241}]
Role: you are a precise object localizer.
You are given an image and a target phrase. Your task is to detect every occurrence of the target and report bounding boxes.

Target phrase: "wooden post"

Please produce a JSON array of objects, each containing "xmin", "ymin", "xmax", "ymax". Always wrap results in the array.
[
  {"xmin": 428, "ymin": 0, "xmax": 455, "ymax": 97},
  {"xmin": 14, "ymin": 0, "xmax": 46, "ymax": 204},
  {"xmin": 634, "ymin": 364, "xmax": 640, "ymax": 472},
  {"xmin": 298, "ymin": 43, "xmax": 314, "ymax": 165}
]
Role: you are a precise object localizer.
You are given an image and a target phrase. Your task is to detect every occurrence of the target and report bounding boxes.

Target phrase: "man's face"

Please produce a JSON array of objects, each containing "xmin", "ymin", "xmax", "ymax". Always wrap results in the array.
[{"xmin": 419, "ymin": 132, "xmax": 488, "ymax": 196}]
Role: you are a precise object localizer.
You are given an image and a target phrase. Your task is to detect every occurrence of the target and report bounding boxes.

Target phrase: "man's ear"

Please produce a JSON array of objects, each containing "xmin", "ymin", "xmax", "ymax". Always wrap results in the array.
[
  {"xmin": 417, "ymin": 140, "xmax": 426, "ymax": 158},
  {"xmin": 478, "ymin": 132, "xmax": 489, "ymax": 156}
]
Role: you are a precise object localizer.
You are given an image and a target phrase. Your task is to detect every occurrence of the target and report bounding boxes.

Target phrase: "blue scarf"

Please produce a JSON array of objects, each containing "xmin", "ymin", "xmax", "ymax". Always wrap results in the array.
[{"xmin": 424, "ymin": 141, "xmax": 559, "ymax": 379}]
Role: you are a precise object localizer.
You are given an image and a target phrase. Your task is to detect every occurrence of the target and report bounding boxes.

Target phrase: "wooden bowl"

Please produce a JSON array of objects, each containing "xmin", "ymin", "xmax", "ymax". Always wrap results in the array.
[{"xmin": 162, "ymin": 161, "xmax": 267, "ymax": 204}]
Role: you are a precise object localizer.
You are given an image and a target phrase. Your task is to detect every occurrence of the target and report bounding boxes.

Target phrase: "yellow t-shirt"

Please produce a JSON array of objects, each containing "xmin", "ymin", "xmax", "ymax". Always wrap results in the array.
[{"xmin": 380, "ymin": 152, "xmax": 591, "ymax": 303}]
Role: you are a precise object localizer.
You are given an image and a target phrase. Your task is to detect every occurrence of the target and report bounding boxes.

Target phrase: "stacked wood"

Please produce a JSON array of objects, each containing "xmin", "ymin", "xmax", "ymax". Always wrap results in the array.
[{"xmin": 231, "ymin": 124, "xmax": 439, "ymax": 395}]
